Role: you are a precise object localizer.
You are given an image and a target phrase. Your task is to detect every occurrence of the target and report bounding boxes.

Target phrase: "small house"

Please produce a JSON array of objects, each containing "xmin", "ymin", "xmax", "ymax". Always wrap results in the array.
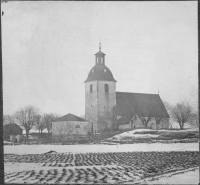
[
  {"xmin": 52, "ymin": 113, "xmax": 92, "ymax": 141},
  {"xmin": 3, "ymin": 123, "xmax": 23, "ymax": 141}
]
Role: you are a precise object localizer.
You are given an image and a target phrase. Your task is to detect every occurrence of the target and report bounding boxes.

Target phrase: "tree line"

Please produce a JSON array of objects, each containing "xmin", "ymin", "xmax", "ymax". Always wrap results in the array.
[
  {"xmin": 163, "ymin": 101, "xmax": 198, "ymax": 130},
  {"xmin": 3, "ymin": 106, "xmax": 60, "ymax": 139}
]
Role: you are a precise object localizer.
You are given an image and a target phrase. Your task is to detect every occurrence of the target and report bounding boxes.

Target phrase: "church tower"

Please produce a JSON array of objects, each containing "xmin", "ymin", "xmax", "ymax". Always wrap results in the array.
[{"xmin": 85, "ymin": 44, "xmax": 117, "ymax": 133}]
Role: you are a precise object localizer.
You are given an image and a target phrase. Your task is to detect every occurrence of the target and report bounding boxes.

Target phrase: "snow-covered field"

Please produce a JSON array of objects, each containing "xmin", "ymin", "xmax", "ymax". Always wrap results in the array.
[
  {"xmin": 126, "ymin": 167, "xmax": 199, "ymax": 184},
  {"xmin": 109, "ymin": 129, "xmax": 160, "ymax": 139},
  {"xmin": 4, "ymin": 142, "xmax": 199, "ymax": 154},
  {"xmin": 146, "ymin": 168, "xmax": 199, "ymax": 184},
  {"xmin": 107, "ymin": 128, "xmax": 198, "ymax": 140},
  {"xmin": 4, "ymin": 150, "xmax": 199, "ymax": 184},
  {"xmin": 4, "ymin": 128, "xmax": 199, "ymax": 184}
]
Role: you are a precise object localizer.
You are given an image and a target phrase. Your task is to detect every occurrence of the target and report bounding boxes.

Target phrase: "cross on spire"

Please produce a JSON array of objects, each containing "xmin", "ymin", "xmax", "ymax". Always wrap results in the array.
[{"xmin": 99, "ymin": 42, "xmax": 101, "ymax": 51}]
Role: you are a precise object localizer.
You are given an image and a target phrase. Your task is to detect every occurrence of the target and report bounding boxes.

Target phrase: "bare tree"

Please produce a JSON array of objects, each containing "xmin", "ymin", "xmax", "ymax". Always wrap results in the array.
[
  {"xmin": 137, "ymin": 115, "xmax": 151, "ymax": 128},
  {"xmin": 35, "ymin": 115, "xmax": 46, "ymax": 136},
  {"xmin": 136, "ymin": 104, "xmax": 156, "ymax": 128},
  {"xmin": 188, "ymin": 112, "xmax": 199, "ymax": 129},
  {"xmin": 113, "ymin": 104, "xmax": 136, "ymax": 130},
  {"xmin": 43, "ymin": 113, "xmax": 54, "ymax": 134},
  {"xmin": 3, "ymin": 114, "xmax": 15, "ymax": 125},
  {"xmin": 43, "ymin": 113, "xmax": 60, "ymax": 133},
  {"xmin": 154, "ymin": 102, "xmax": 170, "ymax": 130},
  {"xmin": 115, "ymin": 97, "xmax": 156, "ymax": 129},
  {"xmin": 171, "ymin": 102, "xmax": 193, "ymax": 130},
  {"xmin": 193, "ymin": 113, "xmax": 199, "ymax": 128},
  {"xmin": 15, "ymin": 106, "xmax": 39, "ymax": 139},
  {"xmin": 163, "ymin": 101, "xmax": 172, "ymax": 117},
  {"xmin": 129, "ymin": 114, "xmax": 137, "ymax": 129},
  {"xmin": 154, "ymin": 117, "xmax": 162, "ymax": 130},
  {"xmin": 56, "ymin": 123, "xmax": 68, "ymax": 142},
  {"xmin": 124, "ymin": 108, "xmax": 136, "ymax": 129}
]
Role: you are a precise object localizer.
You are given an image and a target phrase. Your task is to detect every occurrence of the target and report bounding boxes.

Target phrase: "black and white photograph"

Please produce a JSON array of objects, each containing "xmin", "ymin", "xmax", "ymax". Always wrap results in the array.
[{"xmin": 2, "ymin": 1, "xmax": 199, "ymax": 184}]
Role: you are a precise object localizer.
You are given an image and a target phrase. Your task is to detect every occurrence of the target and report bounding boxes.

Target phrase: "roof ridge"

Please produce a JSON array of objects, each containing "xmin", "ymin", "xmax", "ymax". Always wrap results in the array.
[
  {"xmin": 53, "ymin": 113, "xmax": 89, "ymax": 122},
  {"xmin": 116, "ymin": 92, "xmax": 169, "ymax": 118},
  {"xmin": 116, "ymin": 91, "xmax": 159, "ymax": 95}
]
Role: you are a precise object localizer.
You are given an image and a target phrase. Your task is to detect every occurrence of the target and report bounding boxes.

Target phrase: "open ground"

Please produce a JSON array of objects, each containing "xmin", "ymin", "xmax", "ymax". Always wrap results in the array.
[{"xmin": 4, "ymin": 142, "xmax": 199, "ymax": 184}]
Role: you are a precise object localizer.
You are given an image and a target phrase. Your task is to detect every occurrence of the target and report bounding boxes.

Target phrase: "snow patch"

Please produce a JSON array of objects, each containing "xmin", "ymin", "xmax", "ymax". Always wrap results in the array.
[{"xmin": 4, "ymin": 143, "xmax": 199, "ymax": 155}]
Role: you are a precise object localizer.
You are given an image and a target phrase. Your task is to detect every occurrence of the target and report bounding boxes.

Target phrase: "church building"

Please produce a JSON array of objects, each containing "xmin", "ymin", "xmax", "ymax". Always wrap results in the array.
[{"xmin": 85, "ymin": 44, "xmax": 169, "ymax": 133}]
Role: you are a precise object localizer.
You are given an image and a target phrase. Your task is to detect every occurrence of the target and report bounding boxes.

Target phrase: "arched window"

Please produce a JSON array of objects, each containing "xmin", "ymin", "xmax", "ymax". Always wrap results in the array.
[
  {"xmin": 101, "ymin": 57, "xmax": 103, "ymax": 63},
  {"xmin": 75, "ymin": 125, "xmax": 80, "ymax": 128},
  {"xmin": 105, "ymin": 84, "xmax": 109, "ymax": 92},
  {"xmin": 90, "ymin": 84, "xmax": 93, "ymax": 93}
]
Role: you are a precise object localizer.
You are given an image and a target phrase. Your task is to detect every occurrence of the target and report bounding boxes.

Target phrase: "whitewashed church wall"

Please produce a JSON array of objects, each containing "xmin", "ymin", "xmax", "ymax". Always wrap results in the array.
[
  {"xmin": 97, "ymin": 81, "xmax": 116, "ymax": 131},
  {"xmin": 85, "ymin": 80, "xmax": 116, "ymax": 132},
  {"xmin": 118, "ymin": 116, "xmax": 169, "ymax": 130},
  {"xmin": 85, "ymin": 81, "xmax": 98, "ymax": 132}
]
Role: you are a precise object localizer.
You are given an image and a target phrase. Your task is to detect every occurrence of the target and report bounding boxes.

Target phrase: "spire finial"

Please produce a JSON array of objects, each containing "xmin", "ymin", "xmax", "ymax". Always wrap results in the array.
[{"xmin": 99, "ymin": 42, "xmax": 101, "ymax": 51}]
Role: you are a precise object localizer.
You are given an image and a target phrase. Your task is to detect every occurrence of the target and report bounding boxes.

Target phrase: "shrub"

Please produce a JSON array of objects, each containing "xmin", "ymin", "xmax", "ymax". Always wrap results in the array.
[
  {"xmin": 134, "ymin": 131, "xmax": 159, "ymax": 135},
  {"xmin": 158, "ymin": 131, "xmax": 199, "ymax": 140}
]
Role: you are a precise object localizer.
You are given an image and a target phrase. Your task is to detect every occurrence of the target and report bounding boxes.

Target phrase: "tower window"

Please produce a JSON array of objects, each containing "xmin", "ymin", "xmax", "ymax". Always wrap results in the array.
[
  {"xmin": 90, "ymin": 84, "xmax": 93, "ymax": 93},
  {"xmin": 104, "ymin": 69, "xmax": 106, "ymax": 72},
  {"xmin": 101, "ymin": 57, "xmax": 103, "ymax": 63},
  {"xmin": 105, "ymin": 84, "xmax": 109, "ymax": 92}
]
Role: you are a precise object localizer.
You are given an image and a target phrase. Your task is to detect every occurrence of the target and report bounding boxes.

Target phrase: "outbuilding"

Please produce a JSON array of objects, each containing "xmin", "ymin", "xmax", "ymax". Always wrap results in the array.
[
  {"xmin": 52, "ymin": 113, "xmax": 92, "ymax": 141},
  {"xmin": 3, "ymin": 123, "xmax": 23, "ymax": 141}
]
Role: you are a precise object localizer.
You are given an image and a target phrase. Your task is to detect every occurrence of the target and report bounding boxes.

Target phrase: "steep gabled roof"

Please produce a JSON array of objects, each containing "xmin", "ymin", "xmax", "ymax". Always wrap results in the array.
[
  {"xmin": 115, "ymin": 92, "xmax": 169, "ymax": 119},
  {"xmin": 53, "ymin": 113, "xmax": 89, "ymax": 122},
  {"xmin": 3, "ymin": 124, "xmax": 23, "ymax": 135}
]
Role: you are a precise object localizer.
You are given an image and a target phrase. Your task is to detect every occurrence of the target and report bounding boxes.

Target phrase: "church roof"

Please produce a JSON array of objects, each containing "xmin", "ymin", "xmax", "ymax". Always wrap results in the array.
[
  {"xmin": 85, "ymin": 64, "xmax": 117, "ymax": 82},
  {"xmin": 53, "ymin": 113, "xmax": 89, "ymax": 122},
  {"xmin": 114, "ymin": 92, "xmax": 169, "ymax": 120},
  {"xmin": 117, "ymin": 116, "xmax": 130, "ymax": 125}
]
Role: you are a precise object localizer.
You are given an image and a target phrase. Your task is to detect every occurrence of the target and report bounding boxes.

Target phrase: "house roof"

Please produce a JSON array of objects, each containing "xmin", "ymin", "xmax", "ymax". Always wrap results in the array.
[
  {"xmin": 3, "ymin": 123, "xmax": 23, "ymax": 133},
  {"xmin": 114, "ymin": 92, "xmax": 169, "ymax": 120},
  {"xmin": 85, "ymin": 64, "xmax": 117, "ymax": 82},
  {"xmin": 53, "ymin": 113, "xmax": 89, "ymax": 122}
]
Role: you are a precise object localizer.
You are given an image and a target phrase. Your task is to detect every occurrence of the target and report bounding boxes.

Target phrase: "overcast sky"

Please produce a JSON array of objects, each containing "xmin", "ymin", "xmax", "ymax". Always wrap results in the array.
[{"xmin": 2, "ymin": 1, "xmax": 198, "ymax": 116}]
